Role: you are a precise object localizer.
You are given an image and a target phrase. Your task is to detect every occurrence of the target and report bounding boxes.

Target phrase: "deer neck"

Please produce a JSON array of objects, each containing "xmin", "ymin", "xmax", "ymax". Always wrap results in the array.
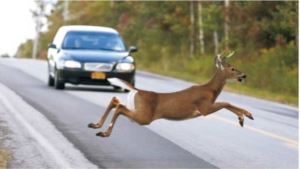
[{"xmin": 206, "ymin": 69, "xmax": 227, "ymax": 99}]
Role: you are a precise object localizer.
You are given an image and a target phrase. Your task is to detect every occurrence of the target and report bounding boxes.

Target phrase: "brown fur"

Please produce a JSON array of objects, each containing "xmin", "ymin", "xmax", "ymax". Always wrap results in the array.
[{"xmin": 88, "ymin": 56, "xmax": 254, "ymax": 137}]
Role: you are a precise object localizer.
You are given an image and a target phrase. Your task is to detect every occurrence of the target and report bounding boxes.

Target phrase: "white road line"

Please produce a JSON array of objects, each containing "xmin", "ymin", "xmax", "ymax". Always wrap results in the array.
[
  {"xmin": 0, "ymin": 83, "xmax": 98, "ymax": 169},
  {"xmin": 1, "ymin": 58, "xmax": 298, "ymax": 153},
  {"xmin": 67, "ymin": 86, "xmax": 299, "ymax": 151}
]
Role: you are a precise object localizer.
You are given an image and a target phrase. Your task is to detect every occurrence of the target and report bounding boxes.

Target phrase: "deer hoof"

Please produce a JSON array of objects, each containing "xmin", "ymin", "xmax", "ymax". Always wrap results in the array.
[
  {"xmin": 243, "ymin": 111, "xmax": 254, "ymax": 120},
  {"xmin": 96, "ymin": 131, "xmax": 109, "ymax": 137},
  {"xmin": 238, "ymin": 117, "xmax": 244, "ymax": 127},
  {"xmin": 88, "ymin": 123, "xmax": 100, "ymax": 129},
  {"xmin": 247, "ymin": 114, "xmax": 254, "ymax": 120}
]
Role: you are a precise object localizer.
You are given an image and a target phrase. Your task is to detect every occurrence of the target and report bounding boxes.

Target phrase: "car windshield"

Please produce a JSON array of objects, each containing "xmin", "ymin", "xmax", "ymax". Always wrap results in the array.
[{"xmin": 62, "ymin": 31, "xmax": 127, "ymax": 52}]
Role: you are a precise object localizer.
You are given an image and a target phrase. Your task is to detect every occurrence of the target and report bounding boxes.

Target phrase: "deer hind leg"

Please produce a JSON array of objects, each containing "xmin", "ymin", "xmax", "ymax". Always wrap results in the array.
[
  {"xmin": 96, "ymin": 104, "xmax": 153, "ymax": 137},
  {"xmin": 202, "ymin": 102, "xmax": 253, "ymax": 127},
  {"xmin": 88, "ymin": 97, "xmax": 120, "ymax": 129}
]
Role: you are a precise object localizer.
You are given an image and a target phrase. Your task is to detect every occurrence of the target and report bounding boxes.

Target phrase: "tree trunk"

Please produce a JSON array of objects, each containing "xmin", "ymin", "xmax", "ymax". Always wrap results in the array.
[
  {"xmin": 198, "ymin": 2, "xmax": 205, "ymax": 55},
  {"xmin": 189, "ymin": 1, "xmax": 195, "ymax": 58},
  {"xmin": 63, "ymin": 0, "xmax": 69, "ymax": 22},
  {"xmin": 224, "ymin": 0, "xmax": 230, "ymax": 50},
  {"xmin": 214, "ymin": 30, "xmax": 219, "ymax": 55}
]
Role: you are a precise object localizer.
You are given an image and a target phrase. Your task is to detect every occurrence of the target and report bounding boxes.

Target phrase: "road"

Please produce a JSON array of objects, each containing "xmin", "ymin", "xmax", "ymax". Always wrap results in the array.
[{"xmin": 0, "ymin": 58, "xmax": 298, "ymax": 168}]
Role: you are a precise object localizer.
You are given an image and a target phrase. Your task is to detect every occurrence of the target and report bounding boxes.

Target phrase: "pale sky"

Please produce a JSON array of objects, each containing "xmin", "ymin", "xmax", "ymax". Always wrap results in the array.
[{"xmin": 0, "ymin": 0, "xmax": 36, "ymax": 56}]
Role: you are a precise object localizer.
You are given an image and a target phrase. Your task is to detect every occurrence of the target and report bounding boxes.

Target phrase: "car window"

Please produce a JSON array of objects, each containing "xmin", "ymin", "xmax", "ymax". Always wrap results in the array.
[{"xmin": 62, "ymin": 31, "xmax": 127, "ymax": 52}]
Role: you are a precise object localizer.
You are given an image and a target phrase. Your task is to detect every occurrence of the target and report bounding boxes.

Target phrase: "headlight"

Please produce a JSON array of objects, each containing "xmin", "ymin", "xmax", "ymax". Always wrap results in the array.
[
  {"xmin": 115, "ymin": 63, "xmax": 135, "ymax": 72},
  {"xmin": 57, "ymin": 60, "xmax": 65, "ymax": 69},
  {"xmin": 64, "ymin": 60, "xmax": 81, "ymax": 68}
]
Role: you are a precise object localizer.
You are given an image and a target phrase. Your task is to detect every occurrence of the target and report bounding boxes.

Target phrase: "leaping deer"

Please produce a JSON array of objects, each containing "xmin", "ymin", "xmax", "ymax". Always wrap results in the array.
[{"xmin": 88, "ymin": 52, "xmax": 254, "ymax": 137}]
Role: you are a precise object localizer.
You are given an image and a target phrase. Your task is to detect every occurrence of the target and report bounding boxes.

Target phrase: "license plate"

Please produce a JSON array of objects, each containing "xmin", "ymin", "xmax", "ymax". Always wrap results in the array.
[{"xmin": 91, "ymin": 72, "xmax": 106, "ymax": 79}]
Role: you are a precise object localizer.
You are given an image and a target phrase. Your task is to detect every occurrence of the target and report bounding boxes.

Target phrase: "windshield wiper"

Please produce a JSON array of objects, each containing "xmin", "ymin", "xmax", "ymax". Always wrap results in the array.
[
  {"xmin": 63, "ymin": 47, "xmax": 82, "ymax": 50},
  {"xmin": 98, "ymin": 48, "xmax": 124, "ymax": 52}
]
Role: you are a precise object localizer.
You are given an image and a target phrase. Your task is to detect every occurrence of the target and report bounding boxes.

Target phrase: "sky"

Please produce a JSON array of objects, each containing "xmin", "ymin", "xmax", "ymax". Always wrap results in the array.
[{"xmin": 0, "ymin": 0, "xmax": 36, "ymax": 56}]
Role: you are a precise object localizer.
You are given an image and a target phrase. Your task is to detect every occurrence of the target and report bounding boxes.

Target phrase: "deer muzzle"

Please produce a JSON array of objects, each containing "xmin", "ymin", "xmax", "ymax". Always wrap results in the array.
[{"xmin": 238, "ymin": 74, "xmax": 246, "ymax": 82}]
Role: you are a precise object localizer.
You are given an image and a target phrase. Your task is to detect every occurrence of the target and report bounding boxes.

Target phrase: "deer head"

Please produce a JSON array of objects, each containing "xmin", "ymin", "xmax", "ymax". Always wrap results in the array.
[{"xmin": 215, "ymin": 52, "xmax": 246, "ymax": 82}]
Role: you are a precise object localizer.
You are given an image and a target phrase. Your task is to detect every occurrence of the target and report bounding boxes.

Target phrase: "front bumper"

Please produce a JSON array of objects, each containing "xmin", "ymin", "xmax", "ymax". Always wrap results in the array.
[{"xmin": 57, "ymin": 68, "xmax": 135, "ymax": 86}]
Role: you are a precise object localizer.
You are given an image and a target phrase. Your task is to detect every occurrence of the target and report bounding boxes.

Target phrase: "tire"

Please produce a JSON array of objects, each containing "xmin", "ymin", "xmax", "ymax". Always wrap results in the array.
[
  {"xmin": 47, "ymin": 74, "xmax": 54, "ymax": 87},
  {"xmin": 54, "ymin": 70, "xmax": 65, "ymax": 89}
]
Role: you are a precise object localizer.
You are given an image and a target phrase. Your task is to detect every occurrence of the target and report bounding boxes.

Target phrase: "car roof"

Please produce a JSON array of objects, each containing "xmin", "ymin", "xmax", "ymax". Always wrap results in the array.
[{"xmin": 58, "ymin": 25, "xmax": 119, "ymax": 34}]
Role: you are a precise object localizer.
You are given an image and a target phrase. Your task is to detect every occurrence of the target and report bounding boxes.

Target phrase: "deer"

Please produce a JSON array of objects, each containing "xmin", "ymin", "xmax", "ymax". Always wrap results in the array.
[{"xmin": 88, "ymin": 52, "xmax": 254, "ymax": 137}]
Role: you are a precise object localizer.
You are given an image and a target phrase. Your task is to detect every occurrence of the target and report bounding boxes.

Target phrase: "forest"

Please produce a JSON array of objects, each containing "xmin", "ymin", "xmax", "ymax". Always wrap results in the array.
[{"xmin": 16, "ymin": 1, "xmax": 298, "ymax": 105}]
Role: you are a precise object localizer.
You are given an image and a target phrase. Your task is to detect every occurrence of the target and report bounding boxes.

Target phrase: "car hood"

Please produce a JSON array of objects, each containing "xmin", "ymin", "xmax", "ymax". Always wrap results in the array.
[{"xmin": 62, "ymin": 50, "xmax": 131, "ymax": 63}]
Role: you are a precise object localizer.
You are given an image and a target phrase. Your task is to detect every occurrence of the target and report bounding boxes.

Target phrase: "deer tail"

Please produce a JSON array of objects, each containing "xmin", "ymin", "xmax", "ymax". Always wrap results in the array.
[{"xmin": 107, "ymin": 78, "xmax": 136, "ymax": 91}]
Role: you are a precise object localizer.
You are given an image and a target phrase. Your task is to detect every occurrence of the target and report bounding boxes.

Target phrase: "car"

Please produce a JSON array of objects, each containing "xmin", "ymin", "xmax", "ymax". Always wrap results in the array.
[{"xmin": 47, "ymin": 25, "xmax": 137, "ymax": 90}]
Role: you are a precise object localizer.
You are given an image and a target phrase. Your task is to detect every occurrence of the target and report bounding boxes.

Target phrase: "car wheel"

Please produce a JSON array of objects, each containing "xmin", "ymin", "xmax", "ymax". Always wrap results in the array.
[
  {"xmin": 47, "ymin": 74, "xmax": 54, "ymax": 87},
  {"xmin": 54, "ymin": 70, "xmax": 65, "ymax": 90}
]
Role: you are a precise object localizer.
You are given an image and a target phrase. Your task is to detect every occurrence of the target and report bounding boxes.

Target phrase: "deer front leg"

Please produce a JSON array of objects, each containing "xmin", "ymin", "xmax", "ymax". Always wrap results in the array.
[
  {"xmin": 226, "ymin": 103, "xmax": 254, "ymax": 121},
  {"xmin": 96, "ymin": 104, "xmax": 153, "ymax": 137},
  {"xmin": 201, "ymin": 102, "xmax": 253, "ymax": 127},
  {"xmin": 96, "ymin": 104, "xmax": 133, "ymax": 137},
  {"xmin": 88, "ymin": 97, "xmax": 120, "ymax": 129}
]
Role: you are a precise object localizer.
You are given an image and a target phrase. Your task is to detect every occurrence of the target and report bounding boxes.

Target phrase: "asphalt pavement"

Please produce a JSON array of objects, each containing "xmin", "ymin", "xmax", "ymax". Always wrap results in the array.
[
  {"xmin": 0, "ymin": 58, "xmax": 298, "ymax": 168},
  {"xmin": 0, "ymin": 62, "xmax": 216, "ymax": 168}
]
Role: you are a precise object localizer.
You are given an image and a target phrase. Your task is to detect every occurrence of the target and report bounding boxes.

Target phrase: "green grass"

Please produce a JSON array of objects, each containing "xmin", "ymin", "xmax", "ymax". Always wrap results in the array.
[
  {"xmin": 136, "ymin": 44, "xmax": 298, "ymax": 107},
  {"xmin": 139, "ymin": 66, "xmax": 298, "ymax": 107},
  {"xmin": 225, "ymin": 83, "xmax": 298, "ymax": 106}
]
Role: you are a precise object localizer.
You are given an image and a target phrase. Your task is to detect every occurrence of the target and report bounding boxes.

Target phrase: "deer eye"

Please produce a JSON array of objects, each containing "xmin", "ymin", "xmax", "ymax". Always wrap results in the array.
[{"xmin": 231, "ymin": 68, "xmax": 235, "ymax": 71}]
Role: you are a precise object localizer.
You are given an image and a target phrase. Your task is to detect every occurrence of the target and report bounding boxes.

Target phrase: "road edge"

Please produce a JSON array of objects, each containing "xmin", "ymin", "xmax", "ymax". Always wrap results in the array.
[{"xmin": 0, "ymin": 82, "xmax": 98, "ymax": 169}]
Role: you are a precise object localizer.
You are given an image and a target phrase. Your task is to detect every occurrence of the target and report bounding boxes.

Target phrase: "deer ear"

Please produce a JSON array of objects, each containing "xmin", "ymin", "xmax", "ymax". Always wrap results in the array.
[
  {"xmin": 215, "ymin": 54, "xmax": 220, "ymax": 68},
  {"xmin": 215, "ymin": 54, "xmax": 224, "ymax": 70},
  {"xmin": 215, "ymin": 54, "xmax": 222, "ymax": 63},
  {"xmin": 217, "ymin": 54, "xmax": 222, "ymax": 62}
]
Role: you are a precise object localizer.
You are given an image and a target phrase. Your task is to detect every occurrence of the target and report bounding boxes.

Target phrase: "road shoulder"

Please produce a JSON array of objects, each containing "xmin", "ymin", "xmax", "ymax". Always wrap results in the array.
[{"xmin": 0, "ymin": 82, "xmax": 98, "ymax": 169}]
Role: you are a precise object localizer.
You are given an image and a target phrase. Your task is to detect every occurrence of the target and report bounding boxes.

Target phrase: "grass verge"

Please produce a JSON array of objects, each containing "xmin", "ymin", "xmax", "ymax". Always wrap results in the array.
[
  {"xmin": 140, "ymin": 67, "xmax": 298, "ymax": 107},
  {"xmin": 0, "ymin": 149, "xmax": 9, "ymax": 169}
]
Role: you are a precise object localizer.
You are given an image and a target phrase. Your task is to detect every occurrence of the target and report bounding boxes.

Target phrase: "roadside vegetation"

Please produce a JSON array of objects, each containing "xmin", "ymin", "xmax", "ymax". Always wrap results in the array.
[
  {"xmin": 16, "ymin": 1, "xmax": 298, "ymax": 105},
  {"xmin": 0, "ymin": 149, "xmax": 9, "ymax": 169}
]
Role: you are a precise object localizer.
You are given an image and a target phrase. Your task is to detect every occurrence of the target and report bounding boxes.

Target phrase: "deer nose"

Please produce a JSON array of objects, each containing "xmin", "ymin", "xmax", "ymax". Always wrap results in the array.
[{"xmin": 242, "ymin": 75, "xmax": 247, "ymax": 79}]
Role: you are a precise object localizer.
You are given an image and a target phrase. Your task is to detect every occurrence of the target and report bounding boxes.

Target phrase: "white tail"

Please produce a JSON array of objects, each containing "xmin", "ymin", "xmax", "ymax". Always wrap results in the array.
[
  {"xmin": 107, "ymin": 78, "xmax": 134, "ymax": 91},
  {"xmin": 89, "ymin": 55, "xmax": 253, "ymax": 137}
]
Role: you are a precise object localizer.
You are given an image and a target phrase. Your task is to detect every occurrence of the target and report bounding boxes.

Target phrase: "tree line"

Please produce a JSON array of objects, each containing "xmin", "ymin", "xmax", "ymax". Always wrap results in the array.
[{"xmin": 16, "ymin": 1, "xmax": 298, "ymax": 103}]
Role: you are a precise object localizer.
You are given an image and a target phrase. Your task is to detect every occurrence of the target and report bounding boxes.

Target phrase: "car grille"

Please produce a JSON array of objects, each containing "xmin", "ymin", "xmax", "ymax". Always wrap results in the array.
[{"xmin": 84, "ymin": 62, "xmax": 114, "ymax": 72}]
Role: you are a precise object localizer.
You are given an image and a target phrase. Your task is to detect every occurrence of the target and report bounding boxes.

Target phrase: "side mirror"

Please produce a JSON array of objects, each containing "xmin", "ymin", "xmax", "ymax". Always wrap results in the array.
[
  {"xmin": 48, "ymin": 43, "xmax": 57, "ymax": 49},
  {"xmin": 129, "ymin": 46, "xmax": 138, "ymax": 53}
]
